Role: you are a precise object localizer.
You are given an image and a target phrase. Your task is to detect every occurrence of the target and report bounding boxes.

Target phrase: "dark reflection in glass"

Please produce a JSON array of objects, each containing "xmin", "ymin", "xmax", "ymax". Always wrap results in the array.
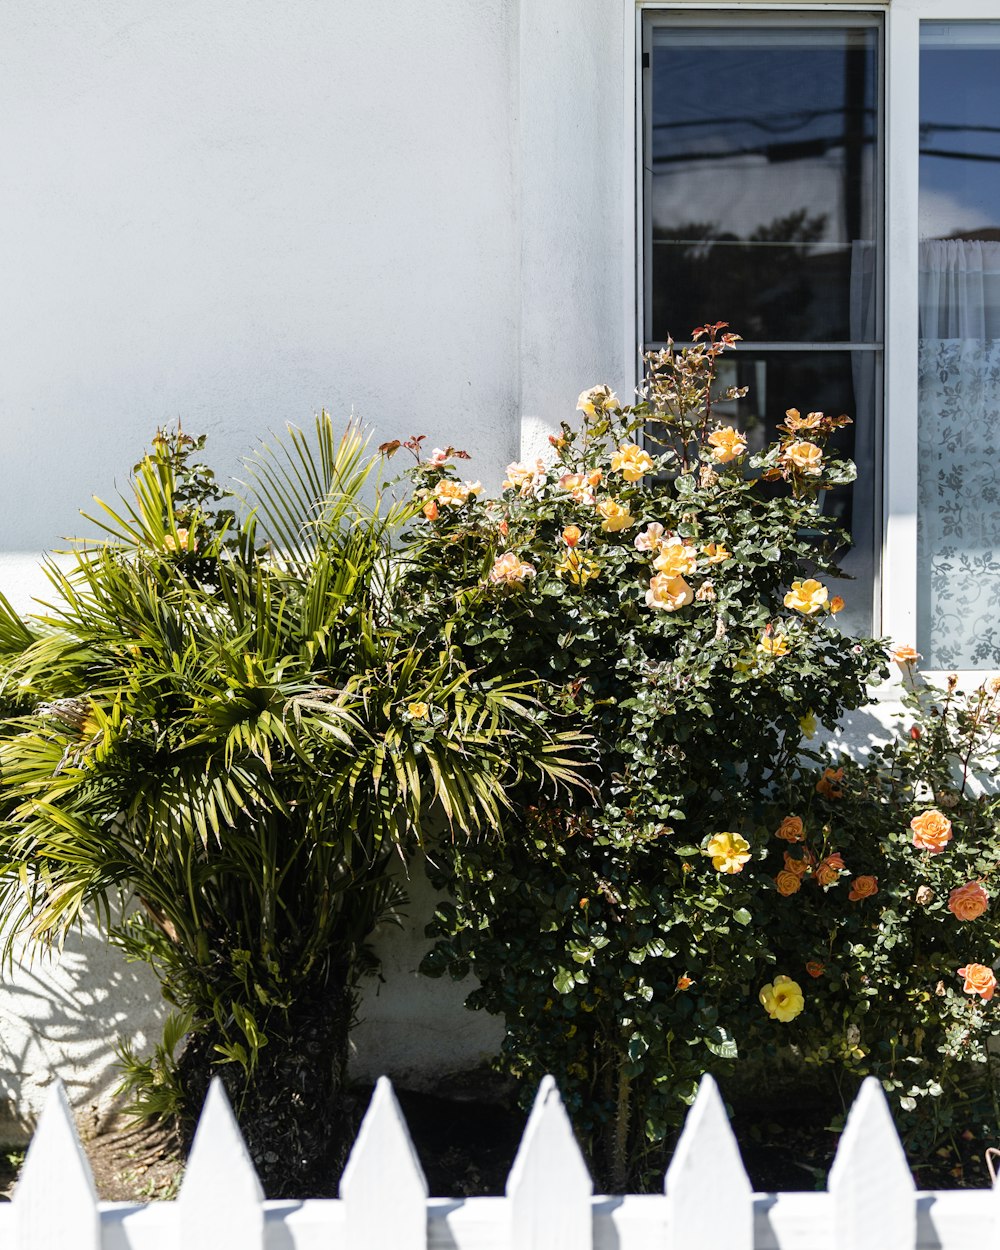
[
  {"xmin": 920, "ymin": 25, "xmax": 1000, "ymax": 241},
  {"xmin": 657, "ymin": 350, "xmax": 879, "ymax": 636},
  {"xmin": 648, "ymin": 26, "xmax": 879, "ymax": 344}
]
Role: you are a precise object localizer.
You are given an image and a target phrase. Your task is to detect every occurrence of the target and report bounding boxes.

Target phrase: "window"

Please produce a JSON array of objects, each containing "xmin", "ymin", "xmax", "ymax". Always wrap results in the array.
[{"xmin": 638, "ymin": 1, "xmax": 1000, "ymax": 670}]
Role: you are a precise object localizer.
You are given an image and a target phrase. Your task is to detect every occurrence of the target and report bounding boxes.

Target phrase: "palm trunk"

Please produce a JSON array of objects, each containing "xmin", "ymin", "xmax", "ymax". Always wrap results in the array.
[{"xmin": 177, "ymin": 971, "xmax": 356, "ymax": 1197}]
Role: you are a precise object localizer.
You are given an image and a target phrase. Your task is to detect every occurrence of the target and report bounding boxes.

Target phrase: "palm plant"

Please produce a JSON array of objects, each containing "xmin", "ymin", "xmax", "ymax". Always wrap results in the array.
[{"xmin": 0, "ymin": 420, "xmax": 586, "ymax": 1194}]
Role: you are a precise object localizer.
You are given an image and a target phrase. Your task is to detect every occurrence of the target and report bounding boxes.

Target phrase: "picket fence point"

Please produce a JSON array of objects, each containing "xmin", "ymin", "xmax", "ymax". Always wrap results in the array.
[
  {"xmin": 13, "ymin": 1078, "xmax": 100, "ymax": 1250},
  {"xmin": 341, "ymin": 1075, "xmax": 428, "ymax": 1249},
  {"xmin": 177, "ymin": 1076, "xmax": 264, "ymax": 1249},
  {"xmin": 828, "ymin": 1075, "xmax": 915, "ymax": 1250},
  {"xmin": 506, "ymin": 1073, "xmax": 593, "ymax": 1250},
  {"xmin": 663, "ymin": 1072, "xmax": 753, "ymax": 1250}
]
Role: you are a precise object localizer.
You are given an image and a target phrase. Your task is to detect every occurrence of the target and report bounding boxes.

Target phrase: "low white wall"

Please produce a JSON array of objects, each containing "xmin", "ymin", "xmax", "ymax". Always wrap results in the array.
[{"xmin": 0, "ymin": 859, "xmax": 502, "ymax": 1139}]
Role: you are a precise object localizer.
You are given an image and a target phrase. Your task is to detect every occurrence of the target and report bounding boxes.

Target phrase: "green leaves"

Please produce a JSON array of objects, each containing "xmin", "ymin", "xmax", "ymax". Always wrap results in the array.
[{"xmin": 0, "ymin": 415, "xmax": 592, "ymax": 1128}]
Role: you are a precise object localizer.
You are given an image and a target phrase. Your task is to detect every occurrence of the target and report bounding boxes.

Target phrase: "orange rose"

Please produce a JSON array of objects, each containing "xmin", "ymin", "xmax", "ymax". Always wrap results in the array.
[
  {"xmin": 805, "ymin": 961, "xmax": 825, "ymax": 978},
  {"xmin": 562, "ymin": 525, "xmax": 582, "ymax": 548},
  {"xmin": 815, "ymin": 853, "xmax": 846, "ymax": 887},
  {"xmin": 783, "ymin": 850, "xmax": 810, "ymax": 878},
  {"xmin": 775, "ymin": 870, "xmax": 802, "ymax": 896},
  {"xmin": 422, "ymin": 500, "xmax": 439, "ymax": 521},
  {"xmin": 816, "ymin": 767, "xmax": 844, "ymax": 799},
  {"xmin": 891, "ymin": 644, "xmax": 921, "ymax": 666},
  {"xmin": 910, "ymin": 809, "xmax": 953, "ymax": 854},
  {"xmin": 775, "ymin": 816, "xmax": 805, "ymax": 843},
  {"xmin": 676, "ymin": 975, "xmax": 694, "ymax": 991},
  {"xmin": 830, "ymin": 596, "xmax": 845, "ymax": 614},
  {"xmin": 958, "ymin": 963, "xmax": 997, "ymax": 1001},
  {"xmin": 848, "ymin": 875, "xmax": 878, "ymax": 902},
  {"xmin": 948, "ymin": 882, "xmax": 989, "ymax": 921}
]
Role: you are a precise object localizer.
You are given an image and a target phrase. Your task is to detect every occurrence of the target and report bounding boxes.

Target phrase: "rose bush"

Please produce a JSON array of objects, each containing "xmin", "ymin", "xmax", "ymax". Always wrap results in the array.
[
  {"xmin": 752, "ymin": 663, "xmax": 1000, "ymax": 1158},
  {"xmin": 390, "ymin": 326, "xmax": 892, "ymax": 1187}
]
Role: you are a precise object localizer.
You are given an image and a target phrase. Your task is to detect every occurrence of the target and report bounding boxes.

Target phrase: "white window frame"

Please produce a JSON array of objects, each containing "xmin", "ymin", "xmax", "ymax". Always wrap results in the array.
[{"xmin": 625, "ymin": 0, "xmax": 1000, "ymax": 676}]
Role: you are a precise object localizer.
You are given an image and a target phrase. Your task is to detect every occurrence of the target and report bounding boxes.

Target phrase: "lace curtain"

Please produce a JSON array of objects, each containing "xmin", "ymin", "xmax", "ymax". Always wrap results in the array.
[{"xmin": 918, "ymin": 240, "xmax": 1000, "ymax": 669}]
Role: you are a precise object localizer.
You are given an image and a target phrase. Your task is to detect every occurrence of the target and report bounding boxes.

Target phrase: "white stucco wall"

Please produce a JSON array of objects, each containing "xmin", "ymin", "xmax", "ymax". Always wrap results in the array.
[
  {"xmin": 0, "ymin": 0, "xmax": 926, "ymax": 1131},
  {"xmin": 0, "ymin": 0, "xmax": 635, "ymax": 1126},
  {"xmin": 1, "ymin": 0, "xmax": 523, "ymax": 606}
]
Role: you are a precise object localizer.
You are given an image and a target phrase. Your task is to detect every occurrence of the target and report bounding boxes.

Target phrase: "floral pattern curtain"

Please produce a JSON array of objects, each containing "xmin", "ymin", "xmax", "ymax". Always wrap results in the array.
[{"xmin": 918, "ymin": 240, "xmax": 1000, "ymax": 668}]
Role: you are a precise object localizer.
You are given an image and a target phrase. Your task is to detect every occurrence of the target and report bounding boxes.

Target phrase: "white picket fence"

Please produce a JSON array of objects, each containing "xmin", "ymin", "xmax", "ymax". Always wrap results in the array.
[{"xmin": 2, "ymin": 1071, "xmax": 999, "ymax": 1250}]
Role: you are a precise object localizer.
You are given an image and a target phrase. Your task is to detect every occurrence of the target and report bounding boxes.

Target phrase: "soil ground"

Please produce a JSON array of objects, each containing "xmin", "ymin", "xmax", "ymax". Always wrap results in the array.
[{"xmin": 0, "ymin": 1085, "xmax": 993, "ymax": 1201}]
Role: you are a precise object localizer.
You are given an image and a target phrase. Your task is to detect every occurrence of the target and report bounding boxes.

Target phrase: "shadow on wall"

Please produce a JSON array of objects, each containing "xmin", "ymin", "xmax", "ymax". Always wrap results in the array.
[
  {"xmin": 0, "ymin": 860, "xmax": 503, "ymax": 1143},
  {"xmin": 0, "ymin": 916, "xmax": 166, "ymax": 1144}
]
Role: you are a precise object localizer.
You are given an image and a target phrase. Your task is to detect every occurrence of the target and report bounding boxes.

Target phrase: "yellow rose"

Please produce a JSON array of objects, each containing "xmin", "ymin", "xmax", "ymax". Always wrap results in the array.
[
  {"xmin": 759, "ymin": 975, "xmax": 804, "ymax": 1022},
  {"xmin": 556, "ymin": 550, "xmax": 601, "ymax": 587},
  {"xmin": 704, "ymin": 831, "xmax": 751, "ymax": 874},
  {"xmin": 782, "ymin": 440, "xmax": 824, "ymax": 475},
  {"xmin": 435, "ymin": 479, "xmax": 483, "ymax": 507},
  {"xmin": 758, "ymin": 631, "xmax": 790, "ymax": 656},
  {"xmin": 652, "ymin": 536, "xmax": 697, "ymax": 577},
  {"xmin": 645, "ymin": 574, "xmax": 693, "ymax": 612},
  {"xmin": 576, "ymin": 385, "xmax": 618, "ymax": 417},
  {"xmin": 784, "ymin": 578, "xmax": 829, "ymax": 614},
  {"xmin": 597, "ymin": 499, "xmax": 635, "ymax": 532},
  {"xmin": 610, "ymin": 443, "xmax": 654, "ymax": 482},
  {"xmin": 707, "ymin": 426, "xmax": 747, "ymax": 464},
  {"xmin": 799, "ymin": 710, "xmax": 818, "ymax": 738},
  {"xmin": 701, "ymin": 542, "xmax": 731, "ymax": 564},
  {"xmin": 407, "ymin": 702, "xmax": 429, "ymax": 720}
]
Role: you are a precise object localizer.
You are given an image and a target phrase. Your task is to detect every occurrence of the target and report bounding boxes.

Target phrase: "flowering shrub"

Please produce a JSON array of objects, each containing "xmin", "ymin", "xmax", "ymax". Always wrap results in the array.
[
  {"xmin": 754, "ymin": 664, "xmax": 1000, "ymax": 1151},
  {"xmin": 392, "ymin": 326, "xmax": 890, "ymax": 1187}
]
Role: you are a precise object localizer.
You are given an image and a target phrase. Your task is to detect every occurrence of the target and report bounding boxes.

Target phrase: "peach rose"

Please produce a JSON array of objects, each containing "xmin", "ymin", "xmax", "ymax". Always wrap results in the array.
[
  {"xmin": 815, "ymin": 853, "xmax": 846, "ymax": 887},
  {"xmin": 958, "ymin": 963, "xmax": 997, "ymax": 1001},
  {"xmin": 707, "ymin": 426, "xmax": 747, "ymax": 464},
  {"xmin": 949, "ymin": 882, "xmax": 989, "ymax": 921},
  {"xmin": 805, "ymin": 960, "xmax": 825, "ymax": 978},
  {"xmin": 489, "ymin": 552, "xmax": 537, "ymax": 585},
  {"xmin": 775, "ymin": 870, "xmax": 802, "ymax": 896},
  {"xmin": 782, "ymin": 440, "xmax": 824, "ymax": 475},
  {"xmin": 645, "ymin": 574, "xmax": 693, "ymax": 612},
  {"xmin": 891, "ymin": 644, "xmax": 921, "ymax": 666},
  {"xmin": 848, "ymin": 875, "xmax": 878, "ymax": 902},
  {"xmin": 422, "ymin": 500, "xmax": 439, "ymax": 521},
  {"xmin": 784, "ymin": 409, "xmax": 825, "ymax": 431},
  {"xmin": 910, "ymin": 809, "xmax": 953, "ymax": 854},
  {"xmin": 775, "ymin": 816, "xmax": 805, "ymax": 843},
  {"xmin": 634, "ymin": 522, "xmax": 665, "ymax": 552}
]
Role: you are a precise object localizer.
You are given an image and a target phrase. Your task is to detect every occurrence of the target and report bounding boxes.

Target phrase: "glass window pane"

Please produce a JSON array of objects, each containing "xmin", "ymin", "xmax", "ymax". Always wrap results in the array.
[
  {"xmin": 918, "ymin": 22, "xmax": 1000, "ymax": 668},
  {"xmin": 648, "ymin": 24, "xmax": 880, "ymax": 344},
  {"xmin": 696, "ymin": 349, "xmax": 878, "ymax": 638}
]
